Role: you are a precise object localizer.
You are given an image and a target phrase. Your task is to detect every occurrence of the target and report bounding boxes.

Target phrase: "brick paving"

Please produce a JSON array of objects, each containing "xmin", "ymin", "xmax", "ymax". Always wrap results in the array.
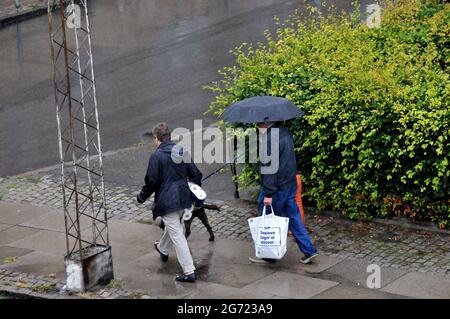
[{"xmin": 0, "ymin": 269, "xmax": 152, "ymax": 299}]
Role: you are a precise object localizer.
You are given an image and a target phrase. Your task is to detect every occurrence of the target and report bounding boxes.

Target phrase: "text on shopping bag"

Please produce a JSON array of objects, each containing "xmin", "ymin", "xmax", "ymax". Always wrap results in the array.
[{"xmin": 256, "ymin": 227, "xmax": 281, "ymax": 246}]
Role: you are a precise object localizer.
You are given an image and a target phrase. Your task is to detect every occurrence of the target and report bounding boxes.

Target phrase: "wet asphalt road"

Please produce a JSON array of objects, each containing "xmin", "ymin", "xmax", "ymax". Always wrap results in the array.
[{"xmin": 0, "ymin": 0, "xmax": 373, "ymax": 177}]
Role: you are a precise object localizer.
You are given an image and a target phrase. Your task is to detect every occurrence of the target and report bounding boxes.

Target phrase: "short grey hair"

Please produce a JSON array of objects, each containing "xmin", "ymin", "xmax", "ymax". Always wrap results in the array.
[{"xmin": 151, "ymin": 122, "xmax": 171, "ymax": 143}]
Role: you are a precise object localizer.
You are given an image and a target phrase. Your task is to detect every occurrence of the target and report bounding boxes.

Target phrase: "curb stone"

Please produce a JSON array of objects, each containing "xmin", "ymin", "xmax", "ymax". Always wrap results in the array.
[
  {"xmin": 0, "ymin": 0, "xmax": 84, "ymax": 28},
  {"xmin": 0, "ymin": 6, "xmax": 47, "ymax": 28}
]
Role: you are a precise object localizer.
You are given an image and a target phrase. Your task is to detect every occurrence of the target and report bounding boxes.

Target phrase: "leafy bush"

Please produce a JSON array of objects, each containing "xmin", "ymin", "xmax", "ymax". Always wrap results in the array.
[{"xmin": 206, "ymin": 0, "xmax": 450, "ymax": 228}]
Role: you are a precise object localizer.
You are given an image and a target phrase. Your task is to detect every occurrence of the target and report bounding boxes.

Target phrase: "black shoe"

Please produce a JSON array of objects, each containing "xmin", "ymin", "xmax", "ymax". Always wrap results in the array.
[
  {"xmin": 249, "ymin": 257, "xmax": 277, "ymax": 264},
  {"xmin": 175, "ymin": 272, "xmax": 197, "ymax": 283},
  {"xmin": 208, "ymin": 233, "xmax": 215, "ymax": 242},
  {"xmin": 262, "ymin": 258, "xmax": 276, "ymax": 263},
  {"xmin": 154, "ymin": 241, "xmax": 168, "ymax": 262}
]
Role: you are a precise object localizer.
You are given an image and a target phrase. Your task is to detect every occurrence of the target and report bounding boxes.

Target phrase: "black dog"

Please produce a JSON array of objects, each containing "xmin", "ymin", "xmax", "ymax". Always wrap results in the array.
[
  {"xmin": 184, "ymin": 203, "xmax": 219, "ymax": 241},
  {"xmin": 157, "ymin": 203, "xmax": 219, "ymax": 241}
]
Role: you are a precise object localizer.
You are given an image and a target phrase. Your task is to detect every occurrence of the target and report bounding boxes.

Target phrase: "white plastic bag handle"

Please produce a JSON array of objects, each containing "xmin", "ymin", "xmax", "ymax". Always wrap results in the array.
[
  {"xmin": 261, "ymin": 205, "xmax": 276, "ymax": 227},
  {"xmin": 262, "ymin": 205, "xmax": 275, "ymax": 216}
]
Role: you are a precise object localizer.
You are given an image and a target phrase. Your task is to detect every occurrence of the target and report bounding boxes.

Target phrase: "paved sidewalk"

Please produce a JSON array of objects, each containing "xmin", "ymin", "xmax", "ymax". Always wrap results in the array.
[
  {"xmin": 1, "ymin": 171, "xmax": 450, "ymax": 298},
  {"xmin": 1, "ymin": 172, "xmax": 450, "ymax": 275},
  {"xmin": 0, "ymin": 201, "xmax": 413, "ymax": 299}
]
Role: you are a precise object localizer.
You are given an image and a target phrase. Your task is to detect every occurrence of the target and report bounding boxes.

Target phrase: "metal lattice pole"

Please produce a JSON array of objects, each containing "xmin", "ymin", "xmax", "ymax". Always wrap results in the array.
[{"xmin": 47, "ymin": 0, "xmax": 113, "ymax": 292}]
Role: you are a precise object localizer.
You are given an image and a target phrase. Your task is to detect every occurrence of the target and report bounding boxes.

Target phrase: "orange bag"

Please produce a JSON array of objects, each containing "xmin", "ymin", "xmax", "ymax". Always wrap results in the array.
[
  {"xmin": 289, "ymin": 174, "xmax": 306, "ymax": 237},
  {"xmin": 296, "ymin": 174, "xmax": 306, "ymax": 225}
]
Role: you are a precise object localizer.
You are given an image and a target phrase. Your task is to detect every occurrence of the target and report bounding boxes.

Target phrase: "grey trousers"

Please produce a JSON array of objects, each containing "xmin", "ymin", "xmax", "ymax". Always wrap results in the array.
[{"xmin": 157, "ymin": 210, "xmax": 195, "ymax": 274}]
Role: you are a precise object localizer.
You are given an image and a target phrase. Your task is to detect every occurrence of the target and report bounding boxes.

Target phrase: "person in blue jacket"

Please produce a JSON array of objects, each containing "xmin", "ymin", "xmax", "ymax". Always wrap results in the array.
[
  {"xmin": 250, "ymin": 121, "xmax": 318, "ymax": 264},
  {"xmin": 136, "ymin": 122, "xmax": 202, "ymax": 282}
]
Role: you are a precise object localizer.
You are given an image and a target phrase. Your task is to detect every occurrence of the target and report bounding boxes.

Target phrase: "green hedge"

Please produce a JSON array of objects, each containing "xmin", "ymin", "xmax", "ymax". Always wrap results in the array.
[{"xmin": 206, "ymin": 0, "xmax": 450, "ymax": 228}]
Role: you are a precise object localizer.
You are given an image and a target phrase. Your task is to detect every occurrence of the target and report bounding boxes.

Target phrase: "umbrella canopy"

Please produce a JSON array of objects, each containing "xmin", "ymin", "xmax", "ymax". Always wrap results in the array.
[{"xmin": 221, "ymin": 95, "xmax": 304, "ymax": 123}]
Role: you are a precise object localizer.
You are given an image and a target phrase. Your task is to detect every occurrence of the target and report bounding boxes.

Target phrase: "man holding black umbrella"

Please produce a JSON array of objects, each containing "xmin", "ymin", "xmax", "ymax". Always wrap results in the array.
[
  {"xmin": 250, "ymin": 120, "xmax": 318, "ymax": 264},
  {"xmin": 221, "ymin": 96, "xmax": 318, "ymax": 264}
]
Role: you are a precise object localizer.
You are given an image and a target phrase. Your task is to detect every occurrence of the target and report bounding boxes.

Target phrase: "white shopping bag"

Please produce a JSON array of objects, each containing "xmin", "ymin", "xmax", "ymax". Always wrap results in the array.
[{"xmin": 248, "ymin": 205, "xmax": 289, "ymax": 260}]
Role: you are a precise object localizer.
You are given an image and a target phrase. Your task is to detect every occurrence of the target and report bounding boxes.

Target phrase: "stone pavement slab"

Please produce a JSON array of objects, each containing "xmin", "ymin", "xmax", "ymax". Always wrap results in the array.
[
  {"xmin": 382, "ymin": 272, "xmax": 450, "ymax": 299},
  {"xmin": 242, "ymin": 271, "xmax": 338, "ymax": 299},
  {"xmin": 195, "ymin": 259, "xmax": 276, "ymax": 288},
  {"xmin": 0, "ymin": 223, "xmax": 11, "ymax": 232},
  {"xmin": 0, "ymin": 201, "xmax": 49, "ymax": 225},
  {"xmin": 116, "ymin": 238, "xmax": 217, "ymax": 280},
  {"xmin": 7, "ymin": 229, "xmax": 66, "ymax": 255},
  {"xmin": 109, "ymin": 242, "xmax": 152, "ymax": 266},
  {"xmin": 312, "ymin": 283, "xmax": 410, "ymax": 299},
  {"xmin": 114, "ymin": 266, "xmax": 191, "ymax": 298},
  {"xmin": 0, "ymin": 225, "xmax": 40, "ymax": 246},
  {"xmin": 106, "ymin": 219, "xmax": 162, "ymax": 249},
  {"xmin": 0, "ymin": 246, "xmax": 33, "ymax": 262},
  {"xmin": 321, "ymin": 259, "xmax": 409, "ymax": 289},
  {"xmin": 0, "ymin": 250, "xmax": 65, "ymax": 278},
  {"xmin": 276, "ymin": 252, "xmax": 342, "ymax": 275},
  {"xmin": 124, "ymin": 251, "xmax": 182, "ymax": 275},
  {"xmin": 201, "ymin": 238, "xmax": 255, "ymax": 264},
  {"xmin": 19, "ymin": 210, "xmax": 90, "ymax": 233},
  {"xmin": 110, "ymin": 229, "xmax": 225, "ymax": 297},
  {"xmin": 199, "ymin": 238, "xmax": 341, "ymax": 276},
  {"xmin": 186, "ymin": 281, "xmax": 273, "ymax": 299}
]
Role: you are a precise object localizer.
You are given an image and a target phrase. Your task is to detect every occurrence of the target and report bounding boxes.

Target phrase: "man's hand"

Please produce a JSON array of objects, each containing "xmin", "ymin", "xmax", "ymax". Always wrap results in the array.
[{"xmin": 263, "ymin": 197, "xmax": 272, "ymax": 206}]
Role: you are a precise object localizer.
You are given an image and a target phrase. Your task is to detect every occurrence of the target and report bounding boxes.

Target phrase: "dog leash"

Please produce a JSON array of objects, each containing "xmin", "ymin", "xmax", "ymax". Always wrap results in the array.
[{"xmin": 201, "ymin": 153, "xmax": 246, "ymax": 183}]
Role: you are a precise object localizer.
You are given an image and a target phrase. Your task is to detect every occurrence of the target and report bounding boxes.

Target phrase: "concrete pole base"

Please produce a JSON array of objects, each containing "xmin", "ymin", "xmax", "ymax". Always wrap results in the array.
[{"xmin": 65, "ymin": 245, "xmax": 114, "ymax": 292}]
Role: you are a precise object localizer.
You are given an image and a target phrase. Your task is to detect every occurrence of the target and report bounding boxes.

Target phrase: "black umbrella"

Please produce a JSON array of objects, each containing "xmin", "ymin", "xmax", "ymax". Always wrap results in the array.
[{"xmin": 221, "ymin": 95, "xmax": 304, "ymax": 123}]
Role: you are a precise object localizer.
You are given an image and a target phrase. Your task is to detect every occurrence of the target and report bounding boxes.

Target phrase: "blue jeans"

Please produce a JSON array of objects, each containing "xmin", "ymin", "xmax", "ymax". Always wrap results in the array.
[{"xmin": 258, "ymin": 185, "xmax": 317, "ymax": 257}]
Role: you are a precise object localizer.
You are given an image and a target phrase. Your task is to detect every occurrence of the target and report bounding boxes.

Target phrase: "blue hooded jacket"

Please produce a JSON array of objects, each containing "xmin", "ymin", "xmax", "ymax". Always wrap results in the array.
[
  {"xmin": 137, "ymin": 142, "xmax": 202, "ymax": 219},
  {"xmin": 259, "ymin": 124, "xmax": 298, "ymax": 197}
]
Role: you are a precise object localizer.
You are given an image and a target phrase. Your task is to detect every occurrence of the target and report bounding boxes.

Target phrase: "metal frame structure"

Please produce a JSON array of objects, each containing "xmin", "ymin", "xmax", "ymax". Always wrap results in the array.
[{"xmin": 47, "ymin": 0, "xmax": 111, "ymax": 276}]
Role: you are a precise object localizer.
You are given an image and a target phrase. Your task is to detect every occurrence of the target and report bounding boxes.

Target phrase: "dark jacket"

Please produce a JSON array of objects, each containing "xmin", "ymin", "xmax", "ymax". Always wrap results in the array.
[
  {"xmin": 259, "ymin": 124, "xmax": 298, "ymax": 198},
  {"xmin": 137, "ymin": 142, "xmax": 202, "ymax": 219}
]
